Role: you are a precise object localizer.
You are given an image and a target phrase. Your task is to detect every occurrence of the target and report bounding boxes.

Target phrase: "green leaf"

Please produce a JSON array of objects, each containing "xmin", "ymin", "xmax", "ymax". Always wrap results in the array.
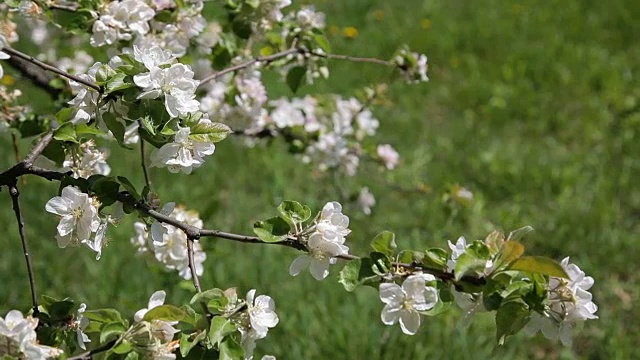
[
  {"xmin": 507, "ymin": 226, "xmax": 534, "ymax": 241},
  {"xmin": 338, "ymin": 257, "xmax": 382, "ymax": 292},
  {"xmin": 143, "ymin": 305, "xmax": 186, "ymax": 322},
  {"xmin": 117, "ymin": 176, "xmax": 139, "ymax": 200},
  {"xmin": 253, "ymin": 217, "xmax": 290, "ymax": 242},
  {"xmin": 509, "ymin": 256, "xmax": 569, "ymax": 278},
  {"xmin": 190, "ymin": 288, "xmax": 225, "ymax": 305},
  {"xmin": 286, "ymin": 66, "xmax": 307, "ymax": 93},
  {"xmin": 42, "ymin": 140, "xmax": 66, "ymax": 166},
  {"xmin": 103, "ymin": 112, "xmax": 127, "ymax": 148},
  {"xmin": 75, "ymin": 123, "xmax": 105, "ymax": 137},
  {"xmin": 189, "ymin": 121, "xmax": 232, "ymax": 143},
  {"xmin": 219, "ymin": 337, "xmax": 244, "ymax": 360},
  {"xmin": 180, "ymin": 331, "xmax": 206, "ymax": 357},
  {"xmin": 494, "ymin": 241, "xmax": 525, "ymax": 270},
  {"xmin": 423, "ymin": 248, "xmax": 448, "ymax": 270},
  {"xmin": 277, "ymin": 200, "xmax": 311, "ymax": 227},
  {"xmin": 454, "ymin": 253, "xmax": 488, "ymax": 281},
  {"xmin": 84, "ymin": 309, "xmax": 126, "ymax": 324},
  {"xmin": 100, "ymin": 322, "xmax": 127, "ymax": 343},
  {"xmin": 495, "ymin": 300, "xmax": 530, "ymax": 345},
  {"xmin": 53, "ymin": 122, "xmax": 78, "ymax": 143},
  {"xmin": 370, "ymin": 231, "xmax": 396, "ymax": 257},
  {"xmin": 95, "ymin": 64, "xmax": 117, "ymax": 84},
  {"xmin": 105, "ymin": 73, "xmax": 133, "ymax": 94},
  {"xmin": 90, "ymin": 177, "xmax": 120, "ymax": 207},
  {"xmin": 314, "ymin": 34, "xmax": 331, "ymax": 54},
  {"xmin": 49, "ymin": 299, "xmax": 75, "ymax": 321},
  {"xmin": 208, "ymin": 316, "xmax": 237, "ymax": 346}
]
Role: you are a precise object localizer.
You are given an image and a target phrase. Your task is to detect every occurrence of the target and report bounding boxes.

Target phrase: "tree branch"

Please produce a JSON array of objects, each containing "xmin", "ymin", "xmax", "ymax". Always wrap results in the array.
[
  {"xmin": 140, "ymin": 135, "xmax": 151, "ymax": 189},
  {"xmin": 6, "ymin": 55, "xmax": 64, "ymax": 97},
  {"xmin": 2, "ymin": 47, "xmax": 101, "ymax": 92},
  {"xmin": 9, "ymin": 182, "xmax": 39, "ymax": 316},
  {"xmin": 186, "ymin": 238, "xmax": 202, "ymax": 293},
  {"xmin": 199, "ymin": 47, "xmax": 300, "ymax": 86}
]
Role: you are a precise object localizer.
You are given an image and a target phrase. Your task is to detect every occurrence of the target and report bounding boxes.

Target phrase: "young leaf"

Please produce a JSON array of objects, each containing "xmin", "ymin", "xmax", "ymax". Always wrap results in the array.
[
  {"xmin": 142, "ymin": 305, "xmax": 186, "ymax": 322},
  {"xmin": 338, "ymin": 257, "xmax": 382, "ymax": 292},
  {"xmin": 102, "ymin": 112, "xmax": 128, "ymax": 148},
  {"xmin": 53, "ymin": 122, "xmax": 78, "ymax": 143},
  {"xmin": 508, "ymin": 256, "xmax": 569, "ymax": 278},
  {"xmin": 189, "ymin": 121, "xmax": 232, "ymax": 143},
  {"xmin": 219, "ymin": 337, "xmax": 244, "ymax": 360},
  {"xmin": 507, "ymin": 226, "xmax": 535, "ymax": 241},
  {"xmin": 117, "ymin": 176, "xmax": 140, "ymax": 200},
  {"xmin": 100, "ymin": 322, "xmax": 128, "ymax": 343},
  {"xmin": 253, "ymin": 217, "xmax": 290, "ymax": 242},
  {"xmin": 180, "ymin": 331, "xmax": 206, "ymax": 357},
  {"xmin": 423, "ymin": 248, "xmax": 448, "ymax": 270},
  {"xmin": 494, "ymin": 241, "xmax": 525, "ymax": 270},
  {"xmin": 495, "ymin": 300, "xmax": 530, "ymax": 345},
  {"xmin": 370, "ymin": 231, "xmax": 396, "ymax": 257},
  {"xmin": 208, "ymin": 316, "xmax": 237, "ymax": 346},
  {"xmin": 277, "ymin": 200, "xmax": 311, "ymax": 227},
  {"xmin": 286, "ymin": 66, "xmax": 307, "ymax": 93},
  {"xmin": 83, "ymin": 309, "xmax": 126, "ymax": 324},
  {"xmin": 454, "ymin": 253, "xmax": 488, "ymax": 281}
]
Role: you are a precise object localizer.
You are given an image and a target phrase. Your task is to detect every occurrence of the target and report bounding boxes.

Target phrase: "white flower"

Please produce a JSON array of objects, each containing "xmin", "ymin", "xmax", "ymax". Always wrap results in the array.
[
  {"xmin": 295, "ymin": 6, "xmax": 326, "ymax": 29},
  {"xmin": 63, "ymin": 140, "xmax": 111, "ymax": 179},
  {"xmin": 240, "ymin": 328, "xmax": 262, "ymax": 360},
  {"xmin": 246, "ymin": 289, "xmax": 279, "ymax": 337},
  {"xmin": 150, "ymin": 126, "xmax": 215, "ymax": 174},
  {"xmin": 0, "ymin": 51, "xmax": 10, "ymax": 80},
  {"xmin": 357, "ymin": 187, "xmax": 376, "ymax": 215},
  {"xmin": 133, "ymin": 45, "xmax": 175, "ymax": 70},
  {"xmin": 525, "ymin": 257, "xmax": 598, "ymax": 346},
  {"xmin": 261, "ymin": 356, "xmax": 276, "ymax": 360},
  {"xmin": 139, "ymin": 205, "xmax": 207, "ymax": 279},
  {"xmin": 0, "ymin": 310, "xmax": 64, "ymax": 358},
  {"xmin": 379, "ymin": 274, "xmax": 438, "ymax": 335},
  {"xmin": 90, "ymin": 0, "xmax": 155, "ymax": 47},
  {"xmin": 289, "ymin": 232, "xmax": 349, "ymax": 280},
  {"xmin": 124, "ymin": 121, "xmax": 140, "ymax": 145},
  {"xmin": 45, "ymin": 186, "xmax": 100, "ymax": 248},
  {"xmin": 134, "ymin": 63, "xmax": 200, "ymax": 118},
  {"xmin": 67, "ymin": 62, "xmax": 103, "ymax": 124},
  {"xmin": 75, "ymin": 303, "xmax": 90, "ymax": 350},
  {"xmin": 377, "ymin": 144, "xmax": 399, "ymax": 170},
  {"xmin": 316, "ymin": 201, "xmax": 351, "ymax": 243},
  {"xmin": 446, "ymin": 236, "xmax": 467, "ymax": 272},
  {"xmin": 134, "ymin": 290, "xmax": 179, "ymax": 343}
]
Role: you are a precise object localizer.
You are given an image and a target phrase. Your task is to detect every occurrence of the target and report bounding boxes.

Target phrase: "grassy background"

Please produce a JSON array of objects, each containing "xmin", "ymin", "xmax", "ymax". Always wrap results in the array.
[{"xmin": 1, "ymin": 0, "xmax": 640, "ymax": 358}]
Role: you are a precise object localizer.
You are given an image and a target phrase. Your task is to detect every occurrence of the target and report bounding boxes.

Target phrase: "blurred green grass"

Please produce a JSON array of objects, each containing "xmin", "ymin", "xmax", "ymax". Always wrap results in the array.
[{"xmin": 2, "ymin": 0, "xmax": 640, "ymax": 358}]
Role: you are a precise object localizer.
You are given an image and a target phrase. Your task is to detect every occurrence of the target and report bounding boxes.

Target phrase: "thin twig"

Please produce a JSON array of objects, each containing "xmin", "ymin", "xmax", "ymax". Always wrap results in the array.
[
  {"xmin": 8, "ymin": 183, "xmax": 39, "ymax": 316},
  {"xmin": 2, "ymin": 47, "xmax": 101, "ymax": 92},
  {"xmin": 67, "ymin": 339, "xmax": 118, "ymax": 360},
  {"xmin": 320, "ymin": 52, "xmax": 395, "ymax": 67},
  {"xmin": 199, "ymin": 47, "xmax": 300, "ymax": 86},
  {"xmin": 140, "ymin": 136, "xmax": 151, "ymax": 189},
  {"xmin": 186, "ymin": 239, "xmax": 202, "ymax": 293}
]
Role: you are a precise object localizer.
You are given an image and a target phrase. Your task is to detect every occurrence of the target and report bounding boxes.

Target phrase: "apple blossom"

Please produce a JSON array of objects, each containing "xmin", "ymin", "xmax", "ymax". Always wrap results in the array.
[
  {"xmin": 379, "ymin": 274, "xmax": 438, "ymax": 335},
  {"xmin": 377, "ymin": 144, "xmax": 400, "ymax": 170},
  {"xmin": 63, "ymin": 140, "xmax": 111, "ymax": 179},
  {"xmin": 447, "ymin": 236, "xmax": 467, "ymax": 272},
  {"xmin": 134, "ymin": 290, "xmax": 179, "ymax": 343},
  {"xmin": 316, "ymin": 201, "xmax": 351, "ymax": 243},
  {"xmin": 150, "ymin": 126, "xmax": 215, "ymax": 174},
  {"xmin": 134, "ymin": 62, "xmax": 200, "ymax": 118},
  {"xmin": 525, "ymin": 257, "xmax": 598, "ymax": 345},
  {"xmin": 75, "ymin": 303, "xmax": 90, "ymax": 350},
  {"xmin": 0, "ymin": 310, "xmax": 63, "ymax": 358},
  {"xmin": 246, "ymin": 289, "xmax": 279, "ymax": 336},
  {"xmin": 45, "ymin": 186, "xmax": 100, "ymax": 248},
  {"xmin": 289, "ymin": 232, "xmax": 349, "ymax": 280},
  {"xmin": 358, "ymin": 187, "xmax": 376, "ymax": 215},
  {"xmin": 90, "ymin": 0, "xmax": 155, "ymax": 47}
]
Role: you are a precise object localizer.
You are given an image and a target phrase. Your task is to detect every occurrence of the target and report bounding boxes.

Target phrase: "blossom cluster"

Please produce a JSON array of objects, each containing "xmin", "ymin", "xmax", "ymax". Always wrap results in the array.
[
  {"xmin": 0, "ymin": 310, "xmax": 63, "ymax": 359},
  {"xmin": 290, "ymin": 201, "xmax": 351, "ymax": 280},
  {"xmin": 234, "ymin": 289, "xmax": 279, "ymax": 359},
  {"xmin": 131, "ymin": 203, "xmax": 207, "ymax": 280},
  {"xmin": 525, "ymin": 257, "xmax": 599, "ymax": 345},
  {"xmin": 63, "ymin": 140, "xmax": 112, "ymax": 179}
]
